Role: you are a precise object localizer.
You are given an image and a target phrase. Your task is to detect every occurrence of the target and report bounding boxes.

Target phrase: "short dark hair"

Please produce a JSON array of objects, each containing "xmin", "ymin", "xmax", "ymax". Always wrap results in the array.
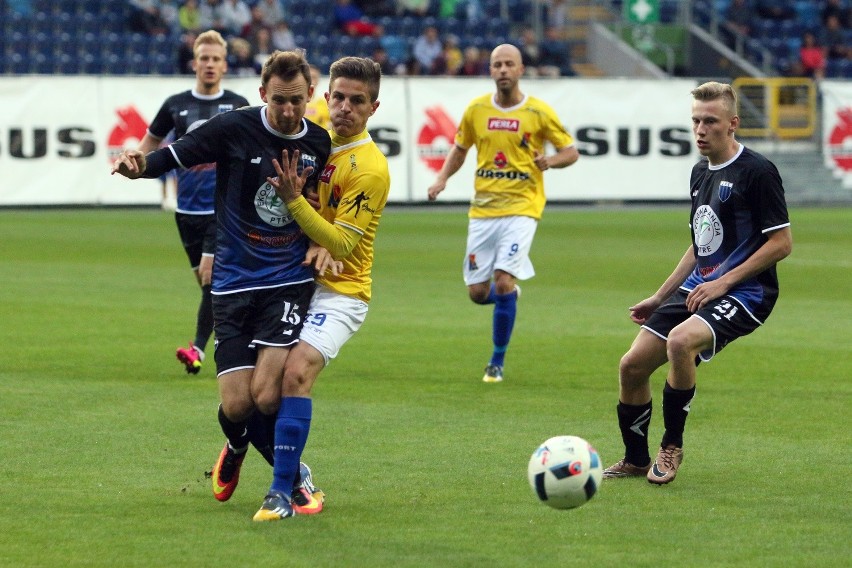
[
  {"xmin": 329, "ymin": 57, "xmax": 382, "ymax": 102},
  {"xmin": 261, "ymin": 50, "xmax": 311, "ymax": 89}
]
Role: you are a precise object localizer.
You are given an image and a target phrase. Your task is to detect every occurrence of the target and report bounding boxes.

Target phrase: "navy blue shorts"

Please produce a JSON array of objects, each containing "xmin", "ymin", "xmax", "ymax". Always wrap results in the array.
[
  {"xmin": 175, "ymin": 212, "xmax": 216, "ymax": 269},
  {"xmin": 212, "ymin": 282, "xmax": 315, "ymax": 375},
  {"xmin": 643, "ymin": 289, "xmax": 763, "ymax": 362}
]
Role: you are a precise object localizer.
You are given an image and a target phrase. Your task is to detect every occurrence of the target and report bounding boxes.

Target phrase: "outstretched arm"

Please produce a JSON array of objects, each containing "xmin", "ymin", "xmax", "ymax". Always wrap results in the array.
[{"xmin": 427, "ymin": 144, "xmax": 469, "ymax": 201}]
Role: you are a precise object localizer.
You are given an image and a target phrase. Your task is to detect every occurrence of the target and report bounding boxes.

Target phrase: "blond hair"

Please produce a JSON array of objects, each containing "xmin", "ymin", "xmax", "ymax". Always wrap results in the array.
[
  {"xmin": 194, "ymin": 29, "xmax": 228, "ymax": 57},
  {"xmin": 691, "ymin": 81, "xmax": 738, "ymax": 115}
]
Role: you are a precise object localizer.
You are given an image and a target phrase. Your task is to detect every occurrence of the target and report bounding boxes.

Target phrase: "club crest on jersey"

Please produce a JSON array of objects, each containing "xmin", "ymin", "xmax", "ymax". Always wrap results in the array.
[
  {"xmin": 255, "ymin": 178, "xmax": 294, "ymax": 227},
  {"xmin": 494, "ymin": 151, "xmax": 508, "ymax": 168},
  {"xmin": 520, "ymin": 132, "xmax": 532, "ymax": 148},
  {"xmin": 218, "ymin": 104, "xmax": 235, "ymax": 113},
  {"xmin": 468, "ymin": 254, "xmax": 478, "ymax": 270},
  {"xmin": 718, "ymin": 180, "xmax": 733, "ymax": 202},
  {"xmin": 488, "ymin": 118, "xmax": 519, "ymax": 132}
]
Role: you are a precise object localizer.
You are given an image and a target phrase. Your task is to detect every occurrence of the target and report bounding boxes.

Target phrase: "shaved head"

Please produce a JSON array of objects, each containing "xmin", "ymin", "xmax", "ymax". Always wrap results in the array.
[{"xmin": 490, "ymin": 43, "xmax": 522, "ymax": 65}]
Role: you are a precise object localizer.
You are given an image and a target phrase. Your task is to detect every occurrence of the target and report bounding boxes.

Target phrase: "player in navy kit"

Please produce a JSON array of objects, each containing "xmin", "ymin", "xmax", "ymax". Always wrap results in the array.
[
  {"xmin": 602, "ymin": 81, "xmax": 793, "ymax": 485},
  {"xmin": 136, "ymin": 30, "xmax": 250, "ymax": 375},
  {"xmin": 112, "ymin": 50, "xmax": 332, "ymax": 505}
]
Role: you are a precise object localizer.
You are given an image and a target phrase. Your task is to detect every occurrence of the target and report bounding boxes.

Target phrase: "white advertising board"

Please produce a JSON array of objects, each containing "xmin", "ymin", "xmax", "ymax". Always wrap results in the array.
[
  {"xmin": 0, "ymin": 75, "xmax": 699, "ymax": 205},
  {"xmin": 820, "ymin": 80, "xmax": 852, "ymax": 190}
]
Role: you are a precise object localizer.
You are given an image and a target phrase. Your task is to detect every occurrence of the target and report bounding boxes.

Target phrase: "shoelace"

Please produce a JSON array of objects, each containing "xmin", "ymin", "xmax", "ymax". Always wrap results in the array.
[{"xmin": 658, "ymin": 448, "xmax": 678, "ymax": 469}]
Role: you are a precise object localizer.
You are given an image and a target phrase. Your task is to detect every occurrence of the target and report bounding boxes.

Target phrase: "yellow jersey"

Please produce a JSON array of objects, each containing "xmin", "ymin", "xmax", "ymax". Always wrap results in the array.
[
  {"xmin": 305, "ymin": 96, "xmax": 331, "ymax": 130},
  {"xmin": 288, "ymin": 130, "xmax": 390, "ymax": 303},
  {"xmin": 455, "ymin": 93, "xmax": 574, "ymax": 220}
]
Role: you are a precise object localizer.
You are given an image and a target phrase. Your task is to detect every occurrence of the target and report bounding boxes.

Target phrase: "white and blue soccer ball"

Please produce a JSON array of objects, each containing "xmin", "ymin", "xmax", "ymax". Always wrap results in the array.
[{"xmin": 527, "ymin": 435, "xmax": 603, "ymax": 510}]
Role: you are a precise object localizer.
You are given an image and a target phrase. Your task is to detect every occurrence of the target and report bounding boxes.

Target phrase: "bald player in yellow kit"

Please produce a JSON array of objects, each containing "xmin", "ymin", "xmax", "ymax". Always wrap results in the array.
[
  {"xmin": 428, "ymin": 43, "xmax": 579, "ymax": 384},
  {"xmin": 253, "ymin": 56, "xmax": 391, "ymax": 521}
]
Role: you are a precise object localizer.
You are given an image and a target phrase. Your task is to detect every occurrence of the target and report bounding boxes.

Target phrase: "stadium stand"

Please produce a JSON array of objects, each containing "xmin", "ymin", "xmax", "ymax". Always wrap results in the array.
[{"xmin": 0, "ymin": 0, "xmax": 524, "ymax": 74}]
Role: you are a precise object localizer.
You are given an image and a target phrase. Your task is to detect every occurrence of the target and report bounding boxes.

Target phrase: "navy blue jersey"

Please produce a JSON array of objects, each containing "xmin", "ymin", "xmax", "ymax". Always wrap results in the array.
[
  {"xmin": 683, "ymin": 144, "xmax": 790, "ymax": 321},
  {"xmin": 147, "ymin": 89, "xmax": 249, "ymax": 214},
  {"xmin": 145, "ymin": 106, "xmax": 331, "ymax": 294}
]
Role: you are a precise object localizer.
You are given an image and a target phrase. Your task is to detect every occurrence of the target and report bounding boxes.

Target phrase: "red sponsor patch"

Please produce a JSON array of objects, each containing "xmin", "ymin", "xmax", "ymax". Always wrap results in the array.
[
  {"xmin": 488, "ymin": 118, "xmax": 519, "ymax": 132},
  {"xmin": 319, "ymin": 164, "xmax": 336, "ymax": 183}
]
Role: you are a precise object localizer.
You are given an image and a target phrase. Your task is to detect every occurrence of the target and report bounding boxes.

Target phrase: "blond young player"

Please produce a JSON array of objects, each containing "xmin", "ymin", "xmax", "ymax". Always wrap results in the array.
[
  {"xmin": 427, "ymin": 43, "xmax": 579, "ymax": 383},
  {"xmin": 305, "ymin": 64, "xmax": 331, "ymax": 130},
  {"xmin": 252, "ymin": 56, "xmax": 390, "ymax": 521}
]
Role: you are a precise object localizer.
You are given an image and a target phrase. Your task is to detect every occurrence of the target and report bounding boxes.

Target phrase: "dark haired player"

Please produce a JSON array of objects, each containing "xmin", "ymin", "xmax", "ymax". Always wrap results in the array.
[
  {"xmin": 136, "ymin": 29, "xmax": 249, "ymax": 375},
  {"xmin": 112, "ymin": 50, "xmax": 332, "ymax": 504},
  {"xmin": 603, "ymin": 81, "xmax": 792, "ymax": 485}
]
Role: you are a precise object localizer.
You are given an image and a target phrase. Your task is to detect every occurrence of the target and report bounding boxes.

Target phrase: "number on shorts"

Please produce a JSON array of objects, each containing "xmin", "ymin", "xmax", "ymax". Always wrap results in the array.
[
  {"xmin": 280, "ymin": 301, "xmax": 302, "ymax": 326},
  {"xmin": 507, "ymin": 243, "xmax": 519, "ymax": 257},
  {"xmin": 710, "ymin": 299, "xmax": 738, "ymax": 321},
  {"xmin": 307, "ymin": 313, "xmax": 327, "ymax": 326}
]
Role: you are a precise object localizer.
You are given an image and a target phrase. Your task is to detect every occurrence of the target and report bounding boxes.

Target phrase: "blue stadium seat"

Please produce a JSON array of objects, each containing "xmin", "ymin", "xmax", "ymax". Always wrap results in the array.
[
  {"xmin": 794, "ymin": 0, "xmax": 820, "ymax": 29},
  {"xmin": 356, "ymin": 35, "xmax": 380, "ymax": 56},
  {"xmin": 57, "ymin": 52, "xmax": 80, "ymax": 74},
  {"xmin": 152, "ymin": 52, "xmax": 176, "ymax": 75},
  {"xmin": 332, "ymin": 34, "xmax": 354, "ymax": 58},
  {"xmin": 7, "ymin": 52, "xmax": 30, "ymax": 74},
  {"xmin": 79, "ymin": 52, "xmax": 103, "ymax": 74},
  {"xmin": 779, "ymin": 20, "xmax": 803, "ymax": 40},
  {"xmin": 752, "ymin": 18, "xmax": 777, "ymax": 40}
]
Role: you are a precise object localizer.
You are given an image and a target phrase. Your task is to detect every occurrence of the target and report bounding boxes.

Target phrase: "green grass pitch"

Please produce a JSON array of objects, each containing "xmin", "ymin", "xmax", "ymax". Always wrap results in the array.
[{"xmin": 0, "ymin": 206, "xmax": 849, "ymax": 567}]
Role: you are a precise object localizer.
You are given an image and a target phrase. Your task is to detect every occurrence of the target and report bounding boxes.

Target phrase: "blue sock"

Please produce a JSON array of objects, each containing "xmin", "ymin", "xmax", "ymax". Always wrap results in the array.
[
  {"xmin": 490, "ymin": 289, "xmax": 517, "ymax": 367},
  {"xmin": 270, "ymin": 396, "xmax": 312, "ymax": 495}
]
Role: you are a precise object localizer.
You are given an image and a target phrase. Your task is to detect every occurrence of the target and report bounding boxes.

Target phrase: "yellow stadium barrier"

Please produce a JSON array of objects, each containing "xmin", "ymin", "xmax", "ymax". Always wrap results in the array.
[{"xmin": 732, "ymin": 77, "xmax": 816, "ymax": 140}]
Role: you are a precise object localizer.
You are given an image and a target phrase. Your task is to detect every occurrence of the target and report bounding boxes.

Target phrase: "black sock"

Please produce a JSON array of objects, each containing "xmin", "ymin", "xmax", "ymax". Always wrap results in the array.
[
  {"xmin": 217, "ymin": 404, "xmax": 249, "ymax": 451},
  {"xmin": 661, "ymin": 382, "xmax": 696, "ymax": 448},
  {"xmin": 246, "ymin": 410, "xmax": 274, "ymax": 466},
  {"xmin": 617, "ymin": 401, "xmax": 652, "ymax": 466},
  {"xmin": 194, "ymin": 284, "xmax": 213, "ymax": 352}
]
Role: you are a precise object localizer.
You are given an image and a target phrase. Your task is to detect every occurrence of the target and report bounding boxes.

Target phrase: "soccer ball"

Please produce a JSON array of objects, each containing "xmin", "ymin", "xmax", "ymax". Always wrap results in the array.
[{"xmin": 527, "ymin": 435, "xmax": 603, "ymax": 510}]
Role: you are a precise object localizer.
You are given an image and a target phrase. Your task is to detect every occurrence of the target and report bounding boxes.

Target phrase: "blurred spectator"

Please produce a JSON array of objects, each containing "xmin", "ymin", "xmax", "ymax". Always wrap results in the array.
[
  {"xmin": 271, "ymin": 21, "xmax": 296, "ymax": 51},
  {"xmin": 439, "ymin": 0, "xmax": 461, "ymax": 18},
  {"xmin": 517, "ymin": 26, "xmax": 541, "ymax": 75},
  {"xmin": 798, "ymin": 31, "xmax": 826, "ymax": 80},
  {"xmin": 252, "ymin": 27, "xmax": 274, "ymax": 69},
  {"xmin": 539, "ymin": 25, "xmax": 574, "ymax": 76},
  {"xmin": 200, "ymin": 0, "xmax": 227, "ymax": 35},
  {"xmin": 432, "ymin": 35, "xmax": 463, "ymax": 75},
  {"xmin": 546, "ymin": 0, "xmax": 569, "ymax": 31},
  {"xmin": 228, "ymin": 37, "xmax": 259, "ymax": 75},
  {"xmin": 458, "ymin": 45, "xmax": 487, "ymax": 76},
  {"xmin": 128, "ymin": 0, "xmax": 169, "ymax": 35},
  {"xmin": 177, "ymin": 30, "xmax": 198, "ymax": 74},
  {"xmin": 159, "ymin": 0, "xmax": 181, "ymax": 34},
  {"xmin": 724, "ymin": 0, "xmax": 755, "ymax": 38},
  {"xmin": 179, "ymin": 0, "xmax": 202, "ymax": 33},
  {"xmin": 242, "ymin": 5, "xmax": 269, "ymax": 40},
  {"xmin": 822, "ymin": 0, "xmax": 851, "ymax": 28},
  {"xmin": 334, "ymin": 0, "xmax": 380, "ymax": 36},
  {"xmin": 219, "ymin": 0, "xmax": 252, "ymax": 37},
  {"xmin": 397, "ymin": 0, "xmax": 432, "ymax": 17},
  {"xmin": 356, "ymin": 0, "xmax": 396, "ymax": 17},
  {"xmin": 822, "ymin": 15, "xmax": 851, "ymax": 60},
  {"xmin": 371, "ymin": 46, "xmax": 397, "ymax": 75},
  {"xmin": 755, "ymin": 0, "xmax": 794, "ymax": 21},
  {"xmin": 256, "ymin": 0, "xmax": 287, "ymax": 28},
  {"xmin": 380, "ymin": 31, "xmax": 409, "ymax": 71},
  {"xmin": 412, "ymin": 25, "xmax": 442, "ymax": 75}
]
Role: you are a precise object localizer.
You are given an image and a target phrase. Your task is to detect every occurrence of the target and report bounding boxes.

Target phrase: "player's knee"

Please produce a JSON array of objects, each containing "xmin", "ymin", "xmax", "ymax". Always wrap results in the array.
[
  {"xmin": 468, "ymin": 284, "xmax": 490, "ymax": 304},
  {"xmin": 220, "ymin": 395, "xmax": 254, "ymax": 422},
  {"xmin": 282, "ymin": 366, "xmax": 311, "ymax": 397},
  {"xmin": 619, "ymin": 351, "xmax": 651, "ymax": 389}
]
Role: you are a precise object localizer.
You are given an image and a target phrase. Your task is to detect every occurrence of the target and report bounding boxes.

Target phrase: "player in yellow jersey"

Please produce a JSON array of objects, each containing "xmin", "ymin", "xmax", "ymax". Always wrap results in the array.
[
  {"xmin": 427, "ymin": 43, "xmax": 579, "ymax": 384},
  {"xmin": 305, "ymin": 64, "xmax": 331, "ymax": 130},
  {"xmin": 253, "ymin": 56, "xmax": 390, "ymax": 521}
]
